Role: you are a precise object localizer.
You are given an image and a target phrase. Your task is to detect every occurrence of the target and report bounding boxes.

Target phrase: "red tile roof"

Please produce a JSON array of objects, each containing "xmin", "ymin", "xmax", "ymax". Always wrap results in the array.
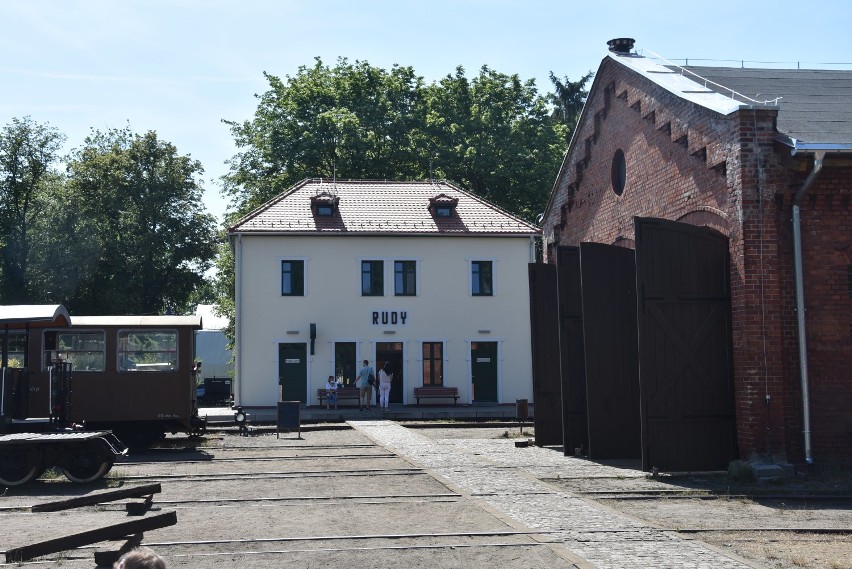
[{"xmin": 228, "ymin": 179, "xmax": 540, "ymax": 236}]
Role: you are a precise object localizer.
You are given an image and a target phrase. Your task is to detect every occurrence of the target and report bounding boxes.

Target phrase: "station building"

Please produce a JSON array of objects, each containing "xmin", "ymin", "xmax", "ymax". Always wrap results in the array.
[{"xmin": 228, "ymin": 179, "xmax": 539, "ymax": 408}]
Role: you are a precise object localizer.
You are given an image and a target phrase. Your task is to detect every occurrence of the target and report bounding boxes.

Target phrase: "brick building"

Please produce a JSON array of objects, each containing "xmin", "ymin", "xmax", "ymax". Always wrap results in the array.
[{"xmin": 540, "ymin": 39, "xmax": 851, "ymax": 467}]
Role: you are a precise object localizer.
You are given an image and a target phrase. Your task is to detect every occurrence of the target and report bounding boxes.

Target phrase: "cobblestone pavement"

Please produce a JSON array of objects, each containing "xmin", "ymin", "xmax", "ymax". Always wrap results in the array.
[{"xmin": 352, "ymin": 420, "xmax": 763, "ymax": 569}]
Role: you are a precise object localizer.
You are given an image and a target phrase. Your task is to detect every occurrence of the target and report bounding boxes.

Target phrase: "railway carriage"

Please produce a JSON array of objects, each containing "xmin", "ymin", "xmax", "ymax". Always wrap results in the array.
[{"xmin": 6, "ymin": 310, "xmax": 205, "ymax": 447}]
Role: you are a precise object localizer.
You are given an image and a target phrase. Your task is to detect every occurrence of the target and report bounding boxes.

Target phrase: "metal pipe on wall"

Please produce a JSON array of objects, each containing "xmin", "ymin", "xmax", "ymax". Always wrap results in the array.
[{"xmin": 791, "ymin": 150, "xmax": 824, "ymax": 465}]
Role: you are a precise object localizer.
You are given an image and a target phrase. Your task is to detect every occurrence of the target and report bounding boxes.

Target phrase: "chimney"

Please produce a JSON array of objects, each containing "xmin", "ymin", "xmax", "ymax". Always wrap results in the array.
[{"xmin": 607, "ymin": 38, "xmax": 635, "ymax": 54}]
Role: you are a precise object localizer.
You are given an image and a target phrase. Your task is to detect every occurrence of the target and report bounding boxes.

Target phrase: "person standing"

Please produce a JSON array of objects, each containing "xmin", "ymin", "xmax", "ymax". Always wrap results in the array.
[
  {"xmin": 325, "ymin": 375, "xmax": 338, "ymax": 410},
  {"xmin": 357, "ymin": 359, "xmax": 374, "ymax": 411},
  {"xmin": 378, "ymin": 362, "xmax": 393, "ymax": 409}
]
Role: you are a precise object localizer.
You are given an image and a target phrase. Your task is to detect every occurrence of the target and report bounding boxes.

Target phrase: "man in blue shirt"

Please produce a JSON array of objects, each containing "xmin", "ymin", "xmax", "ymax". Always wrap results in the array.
[{"xmin": 357, "ymin": 359, "xmax": 374, "ymax": 411}]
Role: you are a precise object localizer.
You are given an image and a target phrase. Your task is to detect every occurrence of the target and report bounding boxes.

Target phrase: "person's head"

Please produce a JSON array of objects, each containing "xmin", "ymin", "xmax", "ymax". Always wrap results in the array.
[
  {"xmin": 114, "ymin": 547, "xmax": 165, "ymax": 569},
  {"xmin": 328, "ymin": 375, "xmax": 334, "ymax": 382},
  {"xmin": 363, "ymin": 359, "xmax": 369, "ymax": 366},
  {"xmin": 383, "ymin": 361, "xmax": 392, "ymax": 373}
]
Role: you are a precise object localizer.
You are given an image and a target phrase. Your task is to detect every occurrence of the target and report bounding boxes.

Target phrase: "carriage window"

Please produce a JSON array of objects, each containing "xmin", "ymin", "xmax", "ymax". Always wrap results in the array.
[
  {"xmin": 43, "ymin": 331, "xmax": 105, "ymax": 372},
  {"xmin": 4, "ymin": 331, "xmax": 26, "ymax": 368},
  {"xmin": 118, "ymin": 329, "xmax": 178, "ymax": 372}
]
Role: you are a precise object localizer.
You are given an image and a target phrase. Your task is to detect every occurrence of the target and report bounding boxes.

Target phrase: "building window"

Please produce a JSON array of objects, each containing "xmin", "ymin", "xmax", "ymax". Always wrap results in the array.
[
  {"xmin": 43, "ymin": 330, "xmax": 105, "ymax": 372},
  {"xmin": 422, "ymin": 342, "xmax": 443, "ymax": 386},
  {"xmin": 281, "ymin": 260, "xmax": 305, "ymax": 296},
  {"xmin": 394, "ymin": 261, "xmax": 416, "ymax": 296},
  {"xmin": 316, "ymin": 204, "xmax": 334, "ymax": 216},
  {"xmin": 611, "ymin": 149, "xmax": 626, "ymax": 196},
  {"xmin": 472, "ymin": 261, "xmax": 493, "ymax": 296},
  {"xmin": 334, "ymin": 342, "xmax": 357, "ymax": 386},
  {"xmin": 434, "ymin": 205, "xmax": 452, "ymax": 217},
  {"xmin": 362, "ymin": 260, "xmax": 384, "ymax": 296},
  {"xmin": 118, "ymin": 330, "xmax": 177, "ymax": 372}
]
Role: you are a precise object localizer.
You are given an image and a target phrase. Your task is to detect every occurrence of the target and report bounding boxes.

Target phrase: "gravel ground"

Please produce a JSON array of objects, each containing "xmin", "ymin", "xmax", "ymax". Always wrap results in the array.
[{"xmin": 1, "ymin": 424, "xmax": 849, "ymax": 569}]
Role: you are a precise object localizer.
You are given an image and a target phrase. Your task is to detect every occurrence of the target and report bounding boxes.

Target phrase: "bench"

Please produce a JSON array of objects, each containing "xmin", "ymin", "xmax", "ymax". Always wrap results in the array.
[
  {"xmin": 413, "ymin": 386, "xmax": 459, "ymax": 406},
  {"xmin": 317, "ymin": 387, "xmax": 361, "ymax": 406}
]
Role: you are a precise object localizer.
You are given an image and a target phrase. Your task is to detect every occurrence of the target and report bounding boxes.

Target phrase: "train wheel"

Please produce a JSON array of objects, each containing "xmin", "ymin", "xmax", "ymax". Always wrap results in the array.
[
  {"xmin": 60, "ymin": 444, "xmax": 113, "ymax": 483},
  {"xmin": 0, "ymin": 449, "xmax": 43, "ymax": 487}
]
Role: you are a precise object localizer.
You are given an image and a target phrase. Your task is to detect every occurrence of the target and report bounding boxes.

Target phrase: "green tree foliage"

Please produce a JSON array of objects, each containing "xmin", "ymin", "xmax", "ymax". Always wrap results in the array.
[
  {"xmin": 224, "ymin": 58, "xmax": 426, "ymax": 214},
  {"xmin": 0, "ymin": 117, "xmax": 65, "ymax": 302},
  {"xmin": 65, "ymin": 127, "xmax": 217, "ymax": 314},
  {"xmin": 549, "ymin": 71, "xmax": 594, "ymax": 142},
  {"xmin": 424, "ymin": 65, "xmax": 566, "ymax": 220},
  {"xmin": 223, "ymin": 58, "xmax": 572, "ymax": 221}
]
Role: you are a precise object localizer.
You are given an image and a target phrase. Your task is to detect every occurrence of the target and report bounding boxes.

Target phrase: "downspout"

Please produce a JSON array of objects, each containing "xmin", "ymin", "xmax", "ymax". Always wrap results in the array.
[
  {"xmin": 235, "ymin": 233, "xmax": 243, "ymax": 406},
  {"xmin": 791, "ymin": 150, "xmax": 824, "ymax": 465}
]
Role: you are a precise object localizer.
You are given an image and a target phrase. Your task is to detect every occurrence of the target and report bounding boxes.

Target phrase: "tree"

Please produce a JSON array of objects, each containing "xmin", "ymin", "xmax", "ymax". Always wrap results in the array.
[
  {"xmin": 0, "ymin": 117, "xmax": 65, "ymax": 302},
  {"xmin": 549, "ymin": 71, "xmax": 594, "ymax": 141},
  {"xmin": 424, "ymin": 66, "xmax": 566, "ymax": 220},
  {"xmin": 65, "ymin": 127, "xmax": 217, "ymax": 314},
  {"xmin": 224, "ymin": 58, "xmax": 570, "ymax": 222},
  {"xmin": 224, "ymin": 58, "xmax": 426, "ymax": 216}
]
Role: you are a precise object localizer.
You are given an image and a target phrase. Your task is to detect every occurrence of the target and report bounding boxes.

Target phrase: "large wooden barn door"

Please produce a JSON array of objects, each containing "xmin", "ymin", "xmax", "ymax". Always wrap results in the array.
[
  {"xmin": 528, "ymin": 263, "xmax": 563, "ymax": 446},
  {"xmin": 555, "ymin": 246, "xmax": 588, "ymax": 455},
  {"xmin": 579, "ymin": 242, "xmax": 641, "ymax": 459},
  {"xmin": 635, "ymin": 218, "xmax": 737, "ymax": 471}
]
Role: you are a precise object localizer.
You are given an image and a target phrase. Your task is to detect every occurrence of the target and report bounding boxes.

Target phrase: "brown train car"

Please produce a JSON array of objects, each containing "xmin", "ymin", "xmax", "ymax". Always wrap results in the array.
[{"xmin": 24, "ymin": 315, "xmax": 204, "ymax": 446}]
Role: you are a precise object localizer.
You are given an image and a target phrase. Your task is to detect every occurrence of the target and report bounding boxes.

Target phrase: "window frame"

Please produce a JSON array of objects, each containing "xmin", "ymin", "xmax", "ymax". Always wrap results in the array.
[
  {"xmin": 280, "ymin": 258, "xmax": 307, "ymax": 297},
  {"xmin": 361, "ymin": 260, "xmax": 385, "ymax": 296},
  {"xmin": 471, "ymin": 260, "xmax": 494, "ymax": 296},
  {"xmin": 42, "ymin": 329, "xmax": 106, "ymax": 372},
  {"xmin": 394, "ymin": 260, "xmax": 417, "ymax": 296},
  {"xmin": 421, "ymin": 341, "xmax": 444, "ymax": 386},
  {"xmin": 469, "ymin": 258, "xmax": 497, "ymax": 296},
  {"xmin": 117, "ymin": 328, "xmax": 179, "ymax": 373}
]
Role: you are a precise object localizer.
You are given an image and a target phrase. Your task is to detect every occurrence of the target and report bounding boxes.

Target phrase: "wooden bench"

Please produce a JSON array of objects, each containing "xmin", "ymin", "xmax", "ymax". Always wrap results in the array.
[
  {"xmin": 317, "ymin": 386, "xmax": 361, "ymax": 406},
  {"xmin": 414, "ymin": 386, "xmax": 459, "ymax": 406}
]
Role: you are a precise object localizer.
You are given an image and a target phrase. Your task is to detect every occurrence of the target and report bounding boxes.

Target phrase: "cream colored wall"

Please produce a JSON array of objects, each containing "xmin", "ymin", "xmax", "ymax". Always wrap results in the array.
[{"xmin": 234, "ymin": 234, "xmax": 534, "ymax": 407}]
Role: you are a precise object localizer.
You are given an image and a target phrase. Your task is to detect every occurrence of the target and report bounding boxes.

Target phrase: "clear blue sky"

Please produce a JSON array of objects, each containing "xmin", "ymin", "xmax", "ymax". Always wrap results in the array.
[{"xmin": 2, "ymin": 0, "xmax": 850, "ymax": 223}]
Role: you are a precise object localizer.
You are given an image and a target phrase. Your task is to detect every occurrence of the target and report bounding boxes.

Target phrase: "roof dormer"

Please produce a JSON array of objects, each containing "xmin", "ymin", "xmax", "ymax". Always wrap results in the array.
[
  {"xmin": 428, "ymin": 193, "xmax": 459, "ymax": 218},
  {"xmin": 310, "ymin": 191, "xmax": 340, "ymax": 217}
]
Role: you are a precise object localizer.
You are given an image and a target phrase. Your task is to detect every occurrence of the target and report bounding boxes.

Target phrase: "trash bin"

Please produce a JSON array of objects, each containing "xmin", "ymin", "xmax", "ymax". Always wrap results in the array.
[{"xmin": 516, "ymin": 399, "xmax": 529, "ymax": 420}]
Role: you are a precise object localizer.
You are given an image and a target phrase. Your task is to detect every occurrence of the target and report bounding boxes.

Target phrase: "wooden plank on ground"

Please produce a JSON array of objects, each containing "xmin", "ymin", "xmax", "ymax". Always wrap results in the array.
[
  {"xmin": 5, "ymin": 511, "xmax": 177, "ymax": 562},
  {"xmin": 31, "ymin": 484, "xmax": 162, "ymax": 513}
]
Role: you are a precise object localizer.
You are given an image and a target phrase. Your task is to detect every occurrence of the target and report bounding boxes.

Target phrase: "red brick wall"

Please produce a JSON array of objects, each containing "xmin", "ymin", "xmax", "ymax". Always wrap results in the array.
[
  {"xmin": 543, "ymin": 56, "xmax": 852, "ymax": 465},
  {"xmin": 776, "ymin": 165, "xmax": 852, "ymax": 463}
]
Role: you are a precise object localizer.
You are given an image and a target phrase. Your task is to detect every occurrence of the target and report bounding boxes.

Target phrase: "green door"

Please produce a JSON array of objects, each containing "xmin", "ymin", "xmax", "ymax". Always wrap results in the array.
[
  {"xmin": 471, "ymin": 341, "xmax": 498, "ymax": 402},
  {"xmin": 278, "ymin": 343, "xmax": 307, "ymax": 403}
]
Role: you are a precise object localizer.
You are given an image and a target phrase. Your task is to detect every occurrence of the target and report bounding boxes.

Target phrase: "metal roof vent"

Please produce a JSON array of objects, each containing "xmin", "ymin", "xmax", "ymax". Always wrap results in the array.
[{"xmin": 607, "ymin": 38, "xmax": 635, "ymax": 54}]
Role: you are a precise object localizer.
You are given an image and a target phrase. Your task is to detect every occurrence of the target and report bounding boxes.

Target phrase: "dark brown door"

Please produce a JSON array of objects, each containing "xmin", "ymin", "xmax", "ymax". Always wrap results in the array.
[
  {"xmin": 579, "ymin": 242, "xmax": 641, "ymax": 459},
  {"xmin": 376, "ymin": 342, "xmax": 403, "ymax": 404},
  {"xmin": 528, "ymin": 262, "xmax": 563, "ymax": 446},
  {"xmin": 635, "ymin": 218, "xmax": 737, "ymax": 471},
  {"xmin": 555, "ymin": 247, "xmax": 588, "ymax": 455}
]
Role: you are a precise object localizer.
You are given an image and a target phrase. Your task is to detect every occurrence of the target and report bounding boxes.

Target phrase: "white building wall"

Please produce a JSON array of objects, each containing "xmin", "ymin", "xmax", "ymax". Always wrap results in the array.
[{"xmin": 234, "ymin": 234, "xmax": 534, "ymax": 407}]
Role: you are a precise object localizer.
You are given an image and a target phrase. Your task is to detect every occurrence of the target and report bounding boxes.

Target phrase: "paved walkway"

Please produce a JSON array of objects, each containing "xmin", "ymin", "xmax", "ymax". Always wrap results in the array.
[{"xmin": 352, "ymin": 420, "xmax": 760, "ymax": 569}]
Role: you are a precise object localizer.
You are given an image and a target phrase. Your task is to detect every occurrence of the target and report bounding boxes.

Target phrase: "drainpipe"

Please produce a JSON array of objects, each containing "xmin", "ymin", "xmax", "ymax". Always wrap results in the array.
[
  {"xmin": 235, "ymin": 233, "xmax": 243, "ymax": 406},
  {"xmin": 791, "ymin": 150, "xmax": 824, "ymax": 465}
]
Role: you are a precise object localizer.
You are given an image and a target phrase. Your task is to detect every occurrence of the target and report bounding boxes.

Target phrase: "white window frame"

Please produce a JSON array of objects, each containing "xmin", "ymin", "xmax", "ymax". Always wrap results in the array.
[
  {"xmin": 358, "ymin": 258, "xmax": 386, "ymax": 297},
  {"xmin": 467, "ymin": 258, "xmax": 498, "ymax": 297},
  {"xmin": 392, "ymin": 258, "xmax": 421, "ymax": 297},
  {"xmin": 278, "ymin": 256, "xmax": 309, "ymax": 297}
]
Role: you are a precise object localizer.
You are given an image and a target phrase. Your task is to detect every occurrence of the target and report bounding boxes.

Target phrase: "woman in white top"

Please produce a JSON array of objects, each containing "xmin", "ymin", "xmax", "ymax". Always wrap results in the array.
[
  {"xmin": 378, "ymin": 362, "xmax": 393, "ymax": 409},
  {"xmin": 325, "ymin": 375, "xmax": 338, "ymax": 409}
]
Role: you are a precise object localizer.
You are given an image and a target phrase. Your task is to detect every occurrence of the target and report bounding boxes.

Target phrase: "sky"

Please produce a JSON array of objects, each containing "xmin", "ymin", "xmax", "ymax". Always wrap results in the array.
[{"xmin": 2, "ymin": 0, "xmax": 851, "ymax": 224}]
